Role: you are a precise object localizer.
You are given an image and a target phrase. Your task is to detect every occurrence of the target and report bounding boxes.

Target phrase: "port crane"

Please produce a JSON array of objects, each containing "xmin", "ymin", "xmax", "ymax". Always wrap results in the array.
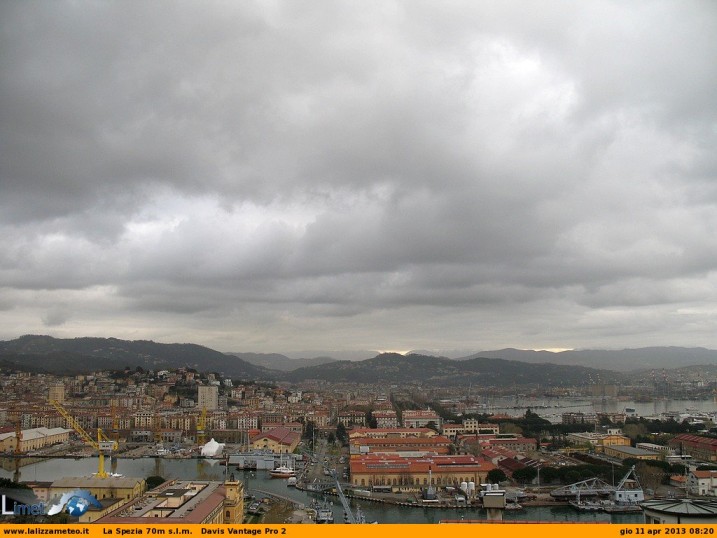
[
  {"xmin": 196, "ymin": 407, "xmax": 208, "ymax": 446},
  {"xmin": 330, "ymin": 469, "xmax": 357, "ymax": 523},
  {"xmin": 110, "ymin": 401, "xmax": 120, "ymax": 442},
  {"xmin": 50, "ymin": 400, "xmax": 118, "ymax": 478},
  {"xmin": 153, "ymin": 411, "xmax": 162, "ymax": 443},
  {"xmin": 14, "ymin": 421, "xmax": 22, "ymax": 454}
]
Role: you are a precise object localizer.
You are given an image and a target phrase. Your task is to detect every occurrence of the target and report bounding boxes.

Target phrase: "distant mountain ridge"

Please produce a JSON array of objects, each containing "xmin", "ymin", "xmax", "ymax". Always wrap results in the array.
[
  {"xmin": 1, "ymin": 336, "xmax": 715, "ymax": 385},
  {"xmin": 226, "ymin": 352, "xmax": 337, "ymax": 372},
  {"xmin": 454, "ymin": 347, "xmax": 717, "ymax": 371},
  {"xmin": 285, "ymin": 352, "xmax": 624, "ymax": 387},
  {"xmin": 0, "ymin": 335, "xmax": 275, "ymax": 379}
]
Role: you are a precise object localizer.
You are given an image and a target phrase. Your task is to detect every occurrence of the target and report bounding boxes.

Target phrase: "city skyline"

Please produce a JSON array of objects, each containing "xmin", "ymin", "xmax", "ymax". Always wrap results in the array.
[{"xmin": 1, "ymin": 1, "xmax": 716, "ymax": 354}]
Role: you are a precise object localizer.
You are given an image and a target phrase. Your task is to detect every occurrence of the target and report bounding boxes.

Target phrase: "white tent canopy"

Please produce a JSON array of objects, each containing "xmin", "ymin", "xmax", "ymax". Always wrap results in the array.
[{"xmin": 200, "ymin": 438, "xmax": 225, "ymax": 457}]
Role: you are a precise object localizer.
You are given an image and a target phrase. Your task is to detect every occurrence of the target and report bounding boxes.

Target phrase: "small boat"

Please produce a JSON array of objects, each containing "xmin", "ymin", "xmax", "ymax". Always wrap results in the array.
[
  {"xmin": 315, "ymin": 506, "xmax": 334, "ymax": 524},
  {"xmin": 602, "ymin": 502, "xmax": 642, "ymax": 513},
  {"xmin": 286, "ymin": 476, "xmax": 297, "ymax": 487},
  {"xmin": 269, "ymin": 465, "xmax": 296, "ymax": 478},
  {"xmin": 569, "ymin": 499, "xmax": 603, "ymax": 512},
  {"xmin": 569, "ymin": 490, "xmax": 603, "ymax": 512}
]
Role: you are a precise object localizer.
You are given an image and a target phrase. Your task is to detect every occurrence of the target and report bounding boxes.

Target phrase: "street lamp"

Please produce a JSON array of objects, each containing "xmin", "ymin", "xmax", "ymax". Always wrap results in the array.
[{"xmin": 536, "ymin": 463, "xmax": 540, "ymax": 488}]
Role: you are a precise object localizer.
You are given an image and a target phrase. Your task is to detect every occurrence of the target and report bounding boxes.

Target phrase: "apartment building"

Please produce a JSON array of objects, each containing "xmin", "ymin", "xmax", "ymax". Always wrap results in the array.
[{"xmin": 401, "ymin": 409, "xmax": 442, "ymax": 430}]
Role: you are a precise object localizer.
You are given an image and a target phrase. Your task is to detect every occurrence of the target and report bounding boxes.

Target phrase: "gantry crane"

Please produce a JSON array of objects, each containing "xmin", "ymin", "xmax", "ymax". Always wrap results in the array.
[
  {"xmin": 153, "ymin": 411, "xmax": 162, "ymax": 443},
  {"xmin": 14, "ymin": 421, "xmax": 22, "ymax": 455},
  {"xmin": 197, "ymin": 407, "xmax": 207, "ymax": 446},
  {"xmin": 12, "ymin": 421, "xmax": 22, "ymax": 483},
  {"xmin": 50, "ymin": 400, "xmax": 118, "ymax": 478},
  {"xmin": 110, "ymin": 401, "xmax": 120, "ymax": 442}
]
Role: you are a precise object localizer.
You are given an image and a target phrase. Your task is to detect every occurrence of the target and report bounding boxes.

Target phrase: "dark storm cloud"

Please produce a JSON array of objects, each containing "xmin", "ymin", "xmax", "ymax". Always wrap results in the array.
[{"xmin": 1, "ymin": 1, "xmax": 716, "ymax": 351}]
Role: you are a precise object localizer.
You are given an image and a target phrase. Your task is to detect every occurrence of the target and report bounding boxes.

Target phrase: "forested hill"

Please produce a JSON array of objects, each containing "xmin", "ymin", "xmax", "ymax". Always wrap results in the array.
[
  {"xmin": 285, "ymin": 352, "xmax": 623, "ymax": 386},
  {"xmin": 0, "ymin": 335, "xmax": 274, "ymax": 379}
]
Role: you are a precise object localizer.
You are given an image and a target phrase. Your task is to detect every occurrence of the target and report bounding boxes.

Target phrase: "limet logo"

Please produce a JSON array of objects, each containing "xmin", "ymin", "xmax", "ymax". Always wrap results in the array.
[
  {"xmin": 1, "ymin": 488, "xmax": 101, "ymax": 517},
  {"xmin": 47, "ymin": 490, "xmax": 102, "ymax": 517},
  {"xmin": 0, "ymin": 488, "xmax": 46, "ymax": 516}
]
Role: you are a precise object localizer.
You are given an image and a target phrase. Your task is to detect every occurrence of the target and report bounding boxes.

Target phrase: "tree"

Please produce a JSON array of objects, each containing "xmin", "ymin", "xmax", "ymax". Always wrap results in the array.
[
  {"xmin": 499, "ymin": 422, "xmax": 523, "ymax": 435},
  {"xmin": 0, "ymin": 478, "xmax": 31, "ymax": 490},
  {"xmin": 539, "ymin": 466, "xmax": 561, "ymax": 484},
  {"xmin": 303, "ymin": 420, "xmax": 316, "ymax": 441},
  {"xmin": 563, "ymin": 470, "xmax": 581, "ymax": 484},
  {"xmin": 487, "ymin": 469, "xmax": 507, "ymax": 484},
  {"xmin": 426, "ymin": 421, "xmax": 439, "ymax": 433},
  {"xmin": 366, "ymin": 411, "xmax": 378, "ymax": 429},
  {"xmin": 146, "ymin": 475, "xmax": 166, "ymax": 490},
  {"xmin": 636, "ymin": 462, "xmax": 663, "ymax": 491},
  {"xmin": 623, "ymin": 423, "xmax": 649, "ymax": 440},
  {"xmin": 336, "ymin": 423, "xmax": 348, "ymax": 446},
  {"xmin": 670, "ymin": 463, "xmax": 687, "ymax": 476},
  {"xmin": 512, "ymin": 467, "xmax": 538, "ymax": 484},
  {"xmin": 599, "ymin": 415, "xmax": 614, "ymax": 426}
]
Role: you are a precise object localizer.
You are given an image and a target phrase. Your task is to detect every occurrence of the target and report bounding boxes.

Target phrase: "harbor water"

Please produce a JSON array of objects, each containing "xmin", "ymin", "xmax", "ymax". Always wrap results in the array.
[
  {"xmin": 468, "ymin": 397, "xmax": 717, "ymax": 422},
  {"xmin": 0, "ymin": 456, "xmax": 643, "ymax": 524}
]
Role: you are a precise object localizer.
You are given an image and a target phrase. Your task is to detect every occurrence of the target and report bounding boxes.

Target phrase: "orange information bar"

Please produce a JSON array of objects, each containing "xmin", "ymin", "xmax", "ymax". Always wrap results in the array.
[{"xmin": 0, "ymin": 524, "xmax": 713, "ymax": 538}]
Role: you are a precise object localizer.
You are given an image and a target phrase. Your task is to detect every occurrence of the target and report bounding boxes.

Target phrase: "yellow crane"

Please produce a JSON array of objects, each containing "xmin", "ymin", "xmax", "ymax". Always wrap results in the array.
[
  {"xmin": 50, "ymin": 400, "xmax": 118, "ymax": 478},
  {"xmin": 14, "ymin": 421, "xmax": 22, "ymax": 455},
  {"xmin": 110, "ymin": 401, "xmax": 120, "ymax": 442},
  {"xmin": 12, "ymin": 417, "xmax": 22, "ymax": 482},
  {"xmin": 196, "ymin": 407, "xmax": 207, "ymax": 446},
  {"xmin": 153, "ymin": 411, "xmax": 162, "ymax": 443}
]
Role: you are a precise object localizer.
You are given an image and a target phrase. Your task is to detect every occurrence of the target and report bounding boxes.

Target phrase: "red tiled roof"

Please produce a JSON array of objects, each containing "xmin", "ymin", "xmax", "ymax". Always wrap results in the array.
[
  {"xmin": 692, "ymin": 470, "xmax": 717, "ymax": 479},
  {"xmin": 672, "ymin": 434, "xmax": 717, "ymax": 448},
  {"xmin": 251, "ymin": 427, "xmax": 300, "ymax": 445},
  {"xmin": 350, "ymin": 454, "xmax": 495, "ymax": 474},
  {"xmin": 350, "ymin": 435, "xmax": 451, "ymax": 446},
  {"xmin": 349, "ymin": 427, "xmax": 434, "ymax": 436},
  {"xmin": 484, "ymin": 437, "xmax": 537, "ymax": 446}
]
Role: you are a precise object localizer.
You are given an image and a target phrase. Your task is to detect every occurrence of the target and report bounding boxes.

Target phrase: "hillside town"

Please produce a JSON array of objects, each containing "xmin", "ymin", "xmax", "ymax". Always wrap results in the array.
[{"xmin": 1, "ymin": 364, "xmax": 717, "ymax": 524}]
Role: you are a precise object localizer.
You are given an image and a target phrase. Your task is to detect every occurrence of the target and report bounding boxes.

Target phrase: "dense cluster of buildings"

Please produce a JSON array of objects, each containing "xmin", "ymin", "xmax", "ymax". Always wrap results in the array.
[
  {"xmin": 0, "ymin": 369, "xmax": 341, "ymax": 445},
  {"xmin": 4, "ymin": 366, "xmax": 717, "ymax": 508}
]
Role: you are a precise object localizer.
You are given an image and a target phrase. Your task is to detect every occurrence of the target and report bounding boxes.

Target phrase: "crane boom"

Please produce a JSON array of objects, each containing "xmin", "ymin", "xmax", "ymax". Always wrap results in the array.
[
  {"xmin": 14, "ymin": 422, "xmax": 22, "ymax": 455},
  {"xmin": 50, "ymin": 400, "xmax": 98, "ymax": 448},
  {"xmin": 330, "ymin": 470, "xmax": 356, "ymax": 523},
  {"xmin": 197, "ymin": 407, "xmax": 207, "ymax": 446},
  {"xmin": 50, "ymin": 400, "xmax": 117, "ymax": 478},
  {"xmin": 616, "ymin": 465, "xmax": 641, "ymax": 491}
]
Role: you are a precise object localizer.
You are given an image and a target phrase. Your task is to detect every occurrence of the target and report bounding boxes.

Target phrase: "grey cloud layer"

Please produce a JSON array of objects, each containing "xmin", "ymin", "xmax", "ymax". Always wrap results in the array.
[{"xmin": 1, "ymin": 1, "xmax": 716, "ymax": 351}]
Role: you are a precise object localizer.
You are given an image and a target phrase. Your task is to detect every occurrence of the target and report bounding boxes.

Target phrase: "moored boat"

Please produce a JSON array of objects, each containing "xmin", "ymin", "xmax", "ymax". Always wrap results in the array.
[
  {"xmin": 269, "ymin": 465, "xmax": 296, "ymax": 478},
  {"xmin": 315, "ymin": 506, "xmax": 334, "ymax": 523}
]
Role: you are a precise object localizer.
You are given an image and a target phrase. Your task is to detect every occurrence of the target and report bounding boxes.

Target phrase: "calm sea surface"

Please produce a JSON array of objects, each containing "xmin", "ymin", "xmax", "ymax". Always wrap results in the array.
[
  {"xmin": 474, "ymin": 397, "xmax": 716, "ymax": 421},
  {"xmin": 0, "ymin": 456, "xmax": 643, "ymax": 524}
]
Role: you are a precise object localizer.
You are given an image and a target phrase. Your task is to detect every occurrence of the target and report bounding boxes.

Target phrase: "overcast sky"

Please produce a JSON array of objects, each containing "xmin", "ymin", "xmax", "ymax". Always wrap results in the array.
[{"xmin": 1, "ymin": 1, "xmax": 716, "ymax": 356}]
